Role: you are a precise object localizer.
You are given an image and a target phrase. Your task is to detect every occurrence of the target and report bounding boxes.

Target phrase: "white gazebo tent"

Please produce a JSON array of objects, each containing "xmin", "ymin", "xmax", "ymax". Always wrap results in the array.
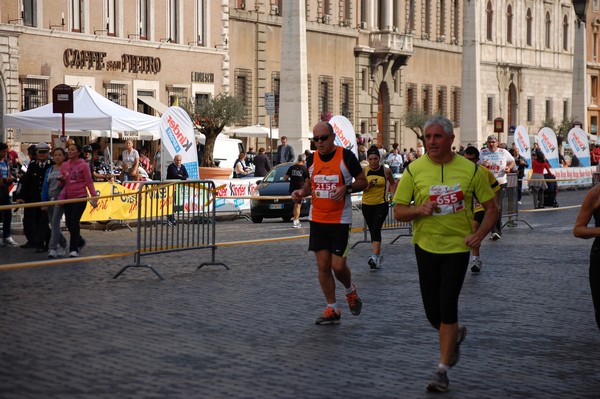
[{"xmin": 4, "ymin": 85, "xmax": 161, "ymax": 167}]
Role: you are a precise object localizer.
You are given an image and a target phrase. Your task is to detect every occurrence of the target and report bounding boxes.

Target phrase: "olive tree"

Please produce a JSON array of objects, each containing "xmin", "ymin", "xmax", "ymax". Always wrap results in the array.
[{"xmin": 181, "ymin": 94, "xmax": 246, "ymax": 167}]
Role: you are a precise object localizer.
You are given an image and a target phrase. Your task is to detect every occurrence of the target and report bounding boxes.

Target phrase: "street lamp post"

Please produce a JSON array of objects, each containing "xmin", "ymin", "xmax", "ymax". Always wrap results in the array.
[{"xmin": 571, "ymin": 0, "xmax": 588, "ymax": 131}]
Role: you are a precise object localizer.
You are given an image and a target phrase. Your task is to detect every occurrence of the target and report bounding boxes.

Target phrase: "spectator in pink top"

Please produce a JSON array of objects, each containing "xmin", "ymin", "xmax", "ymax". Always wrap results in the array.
[{"xmin": 61, "ymin": 143, "xmax": 98, "ymax": 257}]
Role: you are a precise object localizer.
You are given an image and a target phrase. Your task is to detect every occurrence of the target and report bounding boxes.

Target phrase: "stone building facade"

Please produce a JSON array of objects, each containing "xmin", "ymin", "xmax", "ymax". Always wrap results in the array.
[{"xmin": 0, "ymin": 0, "xmax": 581, "ymax": 155}]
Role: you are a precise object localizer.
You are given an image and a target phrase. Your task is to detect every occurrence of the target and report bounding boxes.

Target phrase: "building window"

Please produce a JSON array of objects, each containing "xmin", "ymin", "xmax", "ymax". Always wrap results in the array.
[
  {"xmin": 406, "ymin": 83, "xmax": 417, "ymax": 111},
  {"xmin": 169, "ymin": 0, "xmax": 179, "ymax": 43},
  {"xmin": 595, "ymin": 0, "xmax": 599, "ymax": 11},
  {"xmin": 323, "ymin": 0, "xmax": 331, "ymax": 16},
  {"xmin": 236, "ymin": 0, "xmax": 245, "ymax": 10},
  {"xmin": 140, "ymin": 0, "xmax": 148, "ymax": 39},
  {"xmin": 107, "ymin": 0, "xmax": 116, "ymax": 36},
  {"xmin": 272, "ymin": 72, "xmax": 280, "ymax": 127},
  {"xmin": 424, "ymin": 0, "xmax": 431, "ymax": 39},
  {"xmin": 439, "ymin": 0, "xmax": 446, "ymax": 39},
  {"xmin": 196, "ymin": 0, "xmax": 205, "ymax": 45},
  {"xmin": 422, "ymin": 84, "xmax": 432, "ymax": 114},
  {"xmin": 340, "ymin": 79, "xmax": 353, "ymax": 120},
  {"xmin": 486, "ymin": 1, "xmax": 493, "ymax": 41},
  {"xmin": 23, "ymin": 0, "xmax": 36, "ymax": 27},
  {"xmin": 235, "ymin": 69, "xmax": 252, "ymax": 125},
  {"xmin": 563, "ymin": 99, "xmax": 570, "ymax": 119},
  {"xmin": 451, "ymin": 87, "xmax": 460, "ymax": 127},
  {"xmin": 343, "ymin": 0, "xmax": 351, "ymax": 21},
  {"xmin": 362, "ymin": 69, "xmax": 368, "ymax": 92},
  {"xmin": 167, "ymin": 87, "xmax": 188, "ymax": 106},
  {"xmin": 545, "ymin": 98, "xmax": 553, "ymax": 121},
  {"xmin": 72, "ymin": 0, "xmax": 83, "ymax": 32},
  {"xmin": 506, "ymin": 5, "xmax": 513, "ymax": 44},
  {"xmin": 319, "ymin": 76, "xmax": 333, "ymax": 116},
  {"xmin": 105, "ymin": 83, "xmax": 128, "ymax": 107},
  {"xmin": 487, "ymin": 96, "xmax": 494, "ymax": 121},
  {"xmin": 437, "ymin": 86, "xmax": 447, "ymax": 115},
  {"xmin": 195, "ymin": 93, "xmax": 210, "ymax": 114},
  {"xmin": 21, "ymin": 77, "xmax": 49, "ymax": 111},
  {"xmin": 593, "ymin": 76, "xmax": 599, "ymax": 104},
  {"xmin": 452, "ymin": 0, "xmax": 460, "ymax": 43},
  {"xmin": 526, "ymin": 8, "xmax": 532, "ymax": 46},
  {"xmin": 360, "ymin": 121, "xmax": 367, "ymax": 135},
  {"xmin": 527, "ymin": 97, "xmax": 534, "ymax": 123},
  {"xmin": 563, "ymin": 15, "xmax": 569, "ymax": 51},
  {"xmin": 545, "ymin": 12, "xmax": 551, "ymax": 49},
  {"xmin": 594, "ymin": 32, "xmax": 598, "ymax": 61}
]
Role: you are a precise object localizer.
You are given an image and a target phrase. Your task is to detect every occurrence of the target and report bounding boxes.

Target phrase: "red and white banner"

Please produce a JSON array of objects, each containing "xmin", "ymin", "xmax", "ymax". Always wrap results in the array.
[
  {"xmin": 537, "ymin": 127, "xmax": 560, "ymax": 168},
  {"xmin": 330, "ymin": 115, "xmax": 358, "ymax": 159},
  {"xmin": 567, "ymin": 127, "xmax": 591, "ymax": 167}
]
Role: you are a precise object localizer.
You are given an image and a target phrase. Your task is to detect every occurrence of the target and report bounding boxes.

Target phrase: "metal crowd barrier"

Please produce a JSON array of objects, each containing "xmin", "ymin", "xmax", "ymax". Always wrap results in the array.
[
  {"xmin": 114, "ymin": 180, "xmax": 228, "ymax": 279},
  {"xmin": 351, "ymin": 202, "xmax": 413, "ymax": 248},
  {"xmin": 502, "ymin": 173, "xmax": 532, "ymax": 229},
  {"xmin": 593, "ymin": 172, "xmax": 600, "ymax": 187}
]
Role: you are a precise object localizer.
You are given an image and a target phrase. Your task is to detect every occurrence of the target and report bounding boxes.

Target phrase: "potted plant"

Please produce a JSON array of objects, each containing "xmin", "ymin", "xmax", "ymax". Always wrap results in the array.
[{"xmin": 181, "ymin": 93, "xmax": 245, "ymax": 179}]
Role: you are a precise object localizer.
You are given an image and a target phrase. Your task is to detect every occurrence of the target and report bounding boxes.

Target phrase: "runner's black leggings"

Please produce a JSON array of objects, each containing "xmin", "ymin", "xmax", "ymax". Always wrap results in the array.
[
  {"xmin": 590, "ymin": 241, "xmax": 600, "ymax": 331},
  {"xmin": 415, "ymin": 245, "xmax": 469, "ymax": 327},
  {"xmin": 64, "ymin": 201, "xmax": 87, "ymax": 252},
  {"xmin": 361, "ymin": 203, "xmax": 389, "ymax": 242}
]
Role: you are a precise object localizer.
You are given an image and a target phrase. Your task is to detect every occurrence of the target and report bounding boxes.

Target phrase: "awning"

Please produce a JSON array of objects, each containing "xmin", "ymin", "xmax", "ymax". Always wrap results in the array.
[{"xmin": 138, "ymin": 96, "xmax": 169, "ymax": 115}]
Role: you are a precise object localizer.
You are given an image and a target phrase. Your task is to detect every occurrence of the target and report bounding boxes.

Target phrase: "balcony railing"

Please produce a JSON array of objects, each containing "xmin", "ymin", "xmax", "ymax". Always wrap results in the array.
[{"xmin": 369, "ymin": 32, "xmax": 414, "ymax": 54}]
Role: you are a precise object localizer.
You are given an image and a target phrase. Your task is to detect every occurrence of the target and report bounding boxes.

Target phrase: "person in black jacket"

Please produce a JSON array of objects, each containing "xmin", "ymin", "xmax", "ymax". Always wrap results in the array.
[
  {"xmin": 15, "ymin": 142, "xmax": 54, "ymax": 252},
  {"xmin": 253, "ymin": 147, "xmax": 272, "ymax": 177},
  {"xmin": 165, "ymin": 155, "xmax": 188, "ymax": 226}
]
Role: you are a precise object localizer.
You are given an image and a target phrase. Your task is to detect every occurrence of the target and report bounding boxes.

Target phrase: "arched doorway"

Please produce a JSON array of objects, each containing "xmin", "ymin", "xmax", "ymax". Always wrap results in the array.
[
  {"xmin": 377, "ymin": 82, "xmax": 390, "ymax": 145},
  {"xmin": 508, "ymin": 83, "xmax": 518, "ymax": 129}
]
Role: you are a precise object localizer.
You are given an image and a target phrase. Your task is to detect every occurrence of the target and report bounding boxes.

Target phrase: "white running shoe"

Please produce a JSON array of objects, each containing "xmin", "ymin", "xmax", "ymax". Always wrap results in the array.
[
  {"xmin": 48, "ymin": 249, "xmax": 58, "ymax": 259},
  {"xmin": 292, "ymin": 219, "xmax": 301, "ymax": 228},
  {"xmin": 69, "ymin": 251, "xmax": 79, "ymax": 258},
  {"xmin": 3, "ymin": 237, "xmax": 19, "ymax": 246},
  {"xmin": 471, "ymin": 258, "xmax": 482, "ymax": 273},
  {"xmin": 375, "ymin": 255, "xmax": 383, "ymax": 269}
]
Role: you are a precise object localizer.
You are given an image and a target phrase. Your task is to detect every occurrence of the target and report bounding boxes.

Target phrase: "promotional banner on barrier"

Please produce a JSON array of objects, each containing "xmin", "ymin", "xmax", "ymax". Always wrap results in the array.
[
  {"xmin": 567, "ymin": 127, "xmax": 591, "ymax": 167},
  {"xmin": 514, "ymin": 126, "xmax": 532, "ymax": 166},
  {"xmin": 330, "ymin": 115, "xmax": 359, "ymax": 159},
  {"xmin": 160, "ymin": 106, "xmax": 199, "ymax": 179},
  {"xmin": 80, "ymin": 182, "xmax": 175, "ymax": 222},
  {"xmin": 537, "ymin": 127, "xmax": 560, "ymax": 168}
]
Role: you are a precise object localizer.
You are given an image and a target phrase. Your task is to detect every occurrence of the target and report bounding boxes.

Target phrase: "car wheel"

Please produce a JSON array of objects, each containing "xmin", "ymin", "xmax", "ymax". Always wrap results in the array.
[
  {"xmin": 282, "ymin": 215, "xmax": 292, "ymax": 222},
  {"xmin": 251, "ymin": 216, "xmax": 263, "ymax": 223}
]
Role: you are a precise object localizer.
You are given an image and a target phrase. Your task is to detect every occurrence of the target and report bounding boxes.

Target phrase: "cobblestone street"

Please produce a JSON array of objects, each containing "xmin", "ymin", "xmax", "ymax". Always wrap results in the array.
[{"xmin": 0, "ymin": 189, "xmax": 598, "ymax": 398}]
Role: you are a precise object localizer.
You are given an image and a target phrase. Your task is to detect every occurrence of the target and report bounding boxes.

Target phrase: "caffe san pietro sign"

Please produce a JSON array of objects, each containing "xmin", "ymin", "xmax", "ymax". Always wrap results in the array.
[{"xmin": 63, "ymin": 48, "xmax": 161, "ymax": 74}]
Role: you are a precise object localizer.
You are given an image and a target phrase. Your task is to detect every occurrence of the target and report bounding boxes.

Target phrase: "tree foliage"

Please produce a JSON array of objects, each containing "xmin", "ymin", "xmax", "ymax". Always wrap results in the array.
[
  {"xmin": 402, "ymin": 107, "xmax": 444, "ymax": 150},
  {"xmin": 180, "ymin": 94, "xmax": 246, "ymax": 167}
]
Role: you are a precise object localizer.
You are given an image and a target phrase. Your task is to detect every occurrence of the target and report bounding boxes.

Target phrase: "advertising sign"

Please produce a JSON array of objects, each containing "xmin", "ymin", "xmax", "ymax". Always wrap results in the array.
[
  {"xmin": 160, "ymin": 106, "xmax": 199, "ymax": 179},
  {"xmin": 537, "ymin": 127, "xmax": 560, "ymax": 168},
  {"xmin": 329, "ymin": 115, "xmax": 358, "ymax": 158},
  {"xmin": 514, "ymin": 125, "xmax": 532, "ymax": 166},
  {"xmin": 567, "ymin": 127, "xmax": 591, "ymax": 167}
]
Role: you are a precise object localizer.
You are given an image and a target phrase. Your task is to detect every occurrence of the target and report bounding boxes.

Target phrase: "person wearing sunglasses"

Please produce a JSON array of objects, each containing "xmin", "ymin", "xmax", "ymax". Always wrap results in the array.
[{"xmin": 291, "ymin": 121, "xmax": 368, "ymax": 325}]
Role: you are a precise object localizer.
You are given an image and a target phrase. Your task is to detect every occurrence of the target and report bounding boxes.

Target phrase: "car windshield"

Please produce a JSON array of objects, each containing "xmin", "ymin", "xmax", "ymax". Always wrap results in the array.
[{"xmin": 264, "ymin": 164, "xmax": 290, "ymax": 183}]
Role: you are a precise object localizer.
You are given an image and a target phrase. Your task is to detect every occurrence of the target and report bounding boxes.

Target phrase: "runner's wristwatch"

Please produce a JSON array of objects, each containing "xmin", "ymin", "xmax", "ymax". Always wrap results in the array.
[{"xmin": 346, "ymin": 184, "xmax": 353, "ymax": 193}]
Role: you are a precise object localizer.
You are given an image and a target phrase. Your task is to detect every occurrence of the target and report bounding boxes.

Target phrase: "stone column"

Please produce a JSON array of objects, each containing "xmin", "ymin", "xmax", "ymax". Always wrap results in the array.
[
  {"xmin": 279, "ymin": 0, "xmax": 310, "ymax": 156},
  {"xmin": 572, "ymin": 20, "xmax": 587, "ymax": 130},
  {"xmin": 460, "ymin": 0, "xmax": 481, "ymax": 145}
]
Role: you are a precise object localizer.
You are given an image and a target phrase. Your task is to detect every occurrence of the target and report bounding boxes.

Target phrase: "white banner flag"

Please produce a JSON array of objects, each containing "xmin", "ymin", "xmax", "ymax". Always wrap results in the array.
[
  {"xmin": 329, "ymin": 115, "xmax": 358, "ymax": 159},
  {"xmin": 514, "ymin": 125, "xmax": 532, "ymax": 166},
  {"xmin": 567, "ymin": 127, "xmax": 591, "ymax": 167},
  {"xmin": 160, "ymin": 106, "xmax": 199, "ymax": 179},
  {"xmin": 537, "ymin": 127, "xmax": 560, "ymax": 168}
]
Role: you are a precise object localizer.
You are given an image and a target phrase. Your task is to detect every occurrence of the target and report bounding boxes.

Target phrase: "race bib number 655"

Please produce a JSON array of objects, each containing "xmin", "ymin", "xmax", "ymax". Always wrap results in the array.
[{"xmin": 429, "ymin": 184, "xmax": 465, "ymax": 216}]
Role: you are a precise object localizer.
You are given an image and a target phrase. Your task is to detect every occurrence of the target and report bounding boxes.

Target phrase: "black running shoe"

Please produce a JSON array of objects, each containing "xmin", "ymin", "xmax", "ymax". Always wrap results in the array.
[
  {"xmin": 315, "ymin": 307, "xmax": 341, "ymax": 325},
  {"xmin": 427, "ymin": 370, "xmax": 449, "ymax": 392},
  {"xmin": 346, "ymin": 286, "xmax": 362, "ymax": 316}
]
